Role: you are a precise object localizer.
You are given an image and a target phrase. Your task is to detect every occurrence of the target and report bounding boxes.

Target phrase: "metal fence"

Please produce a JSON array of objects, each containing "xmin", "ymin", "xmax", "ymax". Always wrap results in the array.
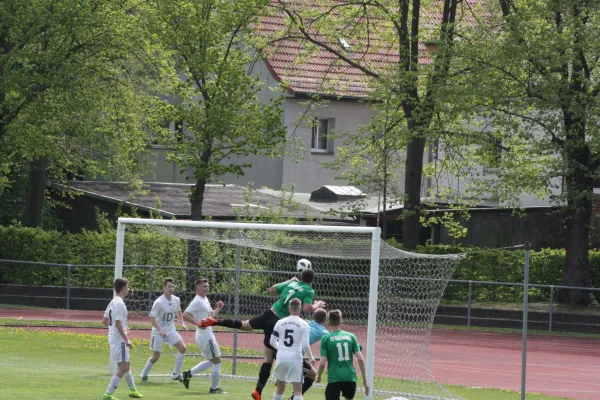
[{"xmin": 1, "ymin": 258, "xmax": 599, "ymax": 332}]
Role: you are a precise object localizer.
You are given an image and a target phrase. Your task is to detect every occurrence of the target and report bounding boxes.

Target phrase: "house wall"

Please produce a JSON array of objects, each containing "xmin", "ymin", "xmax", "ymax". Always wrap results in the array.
[{"xmin": 281, "ymin": 97, "xmax": 378, "ymax": 192}]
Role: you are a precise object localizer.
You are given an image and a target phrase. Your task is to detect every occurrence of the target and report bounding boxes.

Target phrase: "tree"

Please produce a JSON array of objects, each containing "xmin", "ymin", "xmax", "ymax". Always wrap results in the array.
[
  {"xmin": 446, "ymin": 0, "xmax": 600, "ymax": 304},
  {"xmin": 275, "ymin": 0, "xmax": 464, "ymax": 248},
  {"xmin": 0, "ymin": 0, "xmax": 160, "ymax": 227},
  {"xmin": 148, "ymin": 0, "xmax": 286, "ymax": 221},
  {"xmin": 147, "ymin": 0, "xmax": 286, "ymax": 287}
]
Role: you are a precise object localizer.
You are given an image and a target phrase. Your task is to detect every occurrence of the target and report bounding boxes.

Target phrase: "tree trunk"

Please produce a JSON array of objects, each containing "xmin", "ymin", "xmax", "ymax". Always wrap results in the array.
[
  {"xmin": 23, "ymin": 158, "xmax": 49, "ymax": 227},
  {"xmin": 402, "ymin": 137, "xmax": 427, "ymax": 249},
  {"xmin": 561, "ymin": 202, "xmax": 592, "ymax": 305},
  {"xmin": 186, "ymin": 178, "xmax": 207, "ymax": 291}
]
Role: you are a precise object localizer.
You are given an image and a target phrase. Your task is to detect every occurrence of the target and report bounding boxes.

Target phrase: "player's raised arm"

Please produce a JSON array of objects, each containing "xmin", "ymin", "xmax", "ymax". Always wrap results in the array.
[
  {"xmin": 269, "ymin": 277, "xmax": 299, "ymax": 296},
  {"xmin": 210, "ymin": 301, "xmax": 224, "ymax": 317}
]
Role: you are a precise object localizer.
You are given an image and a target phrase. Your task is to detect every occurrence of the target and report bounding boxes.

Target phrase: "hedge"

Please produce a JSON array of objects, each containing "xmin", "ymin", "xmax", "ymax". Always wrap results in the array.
[{"xmin": 1, "ymin": 226, "xmax": 598, "ymax": 303}]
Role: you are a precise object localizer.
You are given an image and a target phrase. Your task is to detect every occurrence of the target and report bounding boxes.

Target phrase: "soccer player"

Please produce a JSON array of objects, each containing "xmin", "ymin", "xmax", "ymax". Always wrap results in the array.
[
  {"xmin": 199, "ymin": 267, "xmax": 326, "ymax": 400},
  {"xmin": 316, "ymin": 309, "xmax": 370, "ymax": 400},
  {"xmin": 140, "ymin": 277, "xmax": 188, "ymax": 381},
  {"xmin": 180, "ymin": 278, "xmax": 226, "ymax": 394},
  {"xmin": 103, "ymin": 278, "xmax": 143, "ymax": 400},
  {"xmin": 287, "ymin": 307, "xmax": 328, "ymax": 400},
  {"xmin": 269, "ymin": 298, "xmax": 315, "ymax": 400}
]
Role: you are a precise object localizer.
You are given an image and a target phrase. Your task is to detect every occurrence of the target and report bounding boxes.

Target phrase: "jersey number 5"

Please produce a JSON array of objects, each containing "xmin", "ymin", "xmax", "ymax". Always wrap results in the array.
[
  {"xmin": 336, "ymin": 342, "xmax": 350, "ymax": 361},
  {"xmin": 283, "ymin": 329, "xmax": 294, "ymax": 347}
]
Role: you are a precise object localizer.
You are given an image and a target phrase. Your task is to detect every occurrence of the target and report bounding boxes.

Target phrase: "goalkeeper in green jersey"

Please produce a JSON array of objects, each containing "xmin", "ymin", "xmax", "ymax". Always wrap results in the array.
[{"xmin": 317, "ymin": 309, "xmax": 370, "ymax": 400}]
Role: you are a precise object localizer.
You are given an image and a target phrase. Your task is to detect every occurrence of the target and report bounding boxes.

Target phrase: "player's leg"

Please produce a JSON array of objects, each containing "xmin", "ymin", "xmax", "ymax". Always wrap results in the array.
[
  {"xmin": 273, "ymin": 380, "xmax": 286, "ymax": 400},
  {"xmin": 105, "ymin": 344, "xmax": 142, "ymax": 399},
  {"xmin": 206, "ymin": 337, "xmax": 224, "ymax": 393},
  {"xmin": 169, "ymin": 332, "xmax": 187, "ymax": 380},
  {"xmin": 253, "ymin": 312, "xmax": 279, "ymax": 399},
  {"xmin": 341, "ymin": 382, "xmax": 357, "ymax": 400},
  {"xmin": 198, "ymin": 317, "xmax": 250, "ymax": 330},
  {"xmin": 324, "ymin": 382, "xmax": 342, "ymax": 400},
  {"xmin": 140, "ymin": 332, "xmax": 163, "ymax": 380},
  {"xmin": 288, "ymin": 360, "xmax": 315, "ymax": 400},
  {"xmin": 289, "ymin": 360, "xmax": 304, "ymax": 400}
]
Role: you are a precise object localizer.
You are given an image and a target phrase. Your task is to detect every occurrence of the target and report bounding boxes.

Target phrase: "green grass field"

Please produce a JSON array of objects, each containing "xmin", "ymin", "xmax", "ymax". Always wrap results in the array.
[{"xmin": 0, "ymin": 327, "xmax": 571, "ymax": 400}]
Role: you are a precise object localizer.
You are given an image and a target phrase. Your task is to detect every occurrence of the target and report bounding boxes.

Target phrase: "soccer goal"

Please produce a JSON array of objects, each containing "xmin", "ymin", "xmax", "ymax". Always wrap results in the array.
[{"xmin": 114, "ymin": 217, "xmax": 464, "ymax": 400}]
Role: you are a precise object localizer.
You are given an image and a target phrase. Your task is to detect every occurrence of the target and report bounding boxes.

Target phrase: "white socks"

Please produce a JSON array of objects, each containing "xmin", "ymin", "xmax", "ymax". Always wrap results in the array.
[
  {"xmin": 173, "ymin": 352, "xmax": 185, "ymax": 377},
  {"xmin": 124, "ymin": 371, "xmax": 136, "ymax": 389},
  {"xmin": 210, "ymin": 362, "xmax": 222, "ymax": 390},
  {"xmin": 106, "ymin": 375, "xmax": 121, "ymax": 394},
  {"xmin": 273, "ymin": 394, "xmax": 283, "ymax": 400},
  {"xmin": 141, "ymin": 358, "xmax": 155, "ymax": 377},
  {"xmin": 190, "ymin": 360, "xmax": 213, "ymax": 375},
  {"xmin": 292, "ymin": 396, "xmax": 303, "ymax": 400}
]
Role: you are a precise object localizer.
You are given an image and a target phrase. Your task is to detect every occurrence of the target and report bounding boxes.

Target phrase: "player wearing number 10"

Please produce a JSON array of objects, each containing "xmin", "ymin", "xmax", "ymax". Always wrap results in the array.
[
  {"xmin": 317, "ymin": 310, "xmax": 369, "ymax": 400},
  {"xmin": 140, "ymin": 278, "xmax": 188, "ymax": 381},
  {"xmin": 198, "ymin": 266, "xmax": 326, "ymax": 400}
]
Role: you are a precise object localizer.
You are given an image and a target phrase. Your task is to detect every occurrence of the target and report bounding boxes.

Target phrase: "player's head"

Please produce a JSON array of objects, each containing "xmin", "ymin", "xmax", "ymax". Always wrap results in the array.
[
  {"xmin": 328, "ymin": 309, "xmax": 342, "ymax": 328},
  {"xmin": 163, "ymin": 277, "xmax": 174, "ymax": 295},
  {"xmin": 300, "ymin": 268, "xmax": 315, "ymax": 285},
  {"xmin": 313, "ymin": 308, "xmax": 327, "ymax": 325},
  {"xmin": 114, "ymin": 277, "xmax": 129, "ymax": 297},
  {"xmin": 194, "ymin": 278, "xmax": 209, "ymax": 296},
  {"xmin": 288, "ymin": 298, "xmax": 302, "ymax": 316}
]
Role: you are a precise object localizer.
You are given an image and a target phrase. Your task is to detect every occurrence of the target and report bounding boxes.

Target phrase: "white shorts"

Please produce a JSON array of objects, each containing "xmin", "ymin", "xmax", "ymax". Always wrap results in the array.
[
  {"xmin": 273, "ymin": 360, "xmax": 304, "ymax": 383},
  {"xmin": 195, "ymin": 330, "xmax": 221, "ymax": 359},
  {"xmin": 150, "ymin": 330, "xmax": 183, "ymax": 352},
  {"xmin": 110, "ymin": 342, "xmax": 130, "ymax": 364}
]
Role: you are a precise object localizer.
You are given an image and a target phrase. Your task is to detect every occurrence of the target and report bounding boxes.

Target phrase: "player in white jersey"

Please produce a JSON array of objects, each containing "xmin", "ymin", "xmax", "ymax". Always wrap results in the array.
[
  {"xmin": 102, "ymin": 278, "xmax": 143, "ymax": 400},
  {"xmin": 181, "ymin": 278, "xmax": 226, "ymax": 394},
  {"xmin": 269, "ymin": 298, "xmax": 315, "ymax": 400},
  {"xmin": 140, "ymin": 277, "xmax": 188, "ymax": 381}
]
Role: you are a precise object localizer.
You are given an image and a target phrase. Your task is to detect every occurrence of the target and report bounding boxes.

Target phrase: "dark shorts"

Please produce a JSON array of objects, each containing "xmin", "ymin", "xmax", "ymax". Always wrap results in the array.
[
  {"xmin": 249, "ymin": 309, "xmax": 280, "ymax": 349},
  {"xmin": 325, "ymin": 382, "xmax": 357, "ymax": 400},
  {"xmin": 302, "ymin": 359, "xmax": 312, "ymax": 375}
]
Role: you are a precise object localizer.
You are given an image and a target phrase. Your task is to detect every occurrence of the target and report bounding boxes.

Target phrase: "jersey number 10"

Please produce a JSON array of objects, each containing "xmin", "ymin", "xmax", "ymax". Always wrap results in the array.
[
  {"xmin": 162, "ymin": 313, "xmax": 174, "ymax": 322},
  {"xmin": 336, "ymin": 342, "xmax": 350, "ymax": 361}
]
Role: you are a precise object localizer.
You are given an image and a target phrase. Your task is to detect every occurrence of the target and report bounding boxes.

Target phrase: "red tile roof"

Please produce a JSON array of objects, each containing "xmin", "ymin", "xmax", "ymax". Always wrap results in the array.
[{"xmin": 258, "ymin": 0, "xmax": 489, "ymax": 98}]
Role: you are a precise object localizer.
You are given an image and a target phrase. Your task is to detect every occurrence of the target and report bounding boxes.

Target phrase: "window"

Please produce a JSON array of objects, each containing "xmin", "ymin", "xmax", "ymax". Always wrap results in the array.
[
  {"xmin": 151, "ymin": 120, "xmax": 184, "ymax": 146},
  {"xmin": 311, "ymin": 118, "xmax": 335, "ymax": 153}
]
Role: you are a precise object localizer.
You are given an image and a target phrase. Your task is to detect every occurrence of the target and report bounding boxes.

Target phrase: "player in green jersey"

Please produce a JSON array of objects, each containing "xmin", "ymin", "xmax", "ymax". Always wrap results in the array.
[
  {"xmin": 198, "ymin": 267, "xmax": 325, "ymax": 400},
  {"xmin": 316, "ymin": 309, "xmax": 369, "ymax": 400}
]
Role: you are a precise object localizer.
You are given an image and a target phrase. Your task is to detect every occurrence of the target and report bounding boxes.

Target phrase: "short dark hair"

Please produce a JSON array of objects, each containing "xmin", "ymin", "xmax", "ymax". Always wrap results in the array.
[
  {"xmin": 114, "ymin": 278, "xmax": 129, "ymax": 294},
  {"xmin": 300, "ymin": 268, "xmax": 315, "ymax": 284},
  {"xmin": 195, "ymin": 278, "xmax": 208, "ymax": 286},
  {"xmin": 163, "ymin": 277, "xmax": 174, "ymax": 287},
  {"xmin": 313, "ymin": 308, "xmax": 327, "ymax": 324},
  {"xmin": 328, "ymin": 309, "xmax": 342, "ymax": 326}
]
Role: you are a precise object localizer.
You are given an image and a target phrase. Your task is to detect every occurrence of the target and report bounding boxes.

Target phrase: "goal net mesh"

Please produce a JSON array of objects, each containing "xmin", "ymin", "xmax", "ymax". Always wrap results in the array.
[{"xmin": 118, "ymin": 222, "xmax": 464, "ymax": 400}]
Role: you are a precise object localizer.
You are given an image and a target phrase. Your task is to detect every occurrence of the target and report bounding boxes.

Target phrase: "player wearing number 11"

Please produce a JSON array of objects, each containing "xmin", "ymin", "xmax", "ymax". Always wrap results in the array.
[{"xmin": 317, "ymin": 309, "xmax": 370, "ymax": 400}]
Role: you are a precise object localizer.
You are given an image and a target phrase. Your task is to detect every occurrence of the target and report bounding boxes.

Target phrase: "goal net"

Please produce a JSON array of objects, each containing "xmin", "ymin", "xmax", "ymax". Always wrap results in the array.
[{"xmin": 115, "ymin": 217, "xmax": 464, "ymax": 400}]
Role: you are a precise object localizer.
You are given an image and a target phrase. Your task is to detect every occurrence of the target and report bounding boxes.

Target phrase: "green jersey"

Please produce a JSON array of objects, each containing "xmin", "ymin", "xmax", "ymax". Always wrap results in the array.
[
  {"xmin": 320, "ymin": 329, "xmax": 361, "ymax": 383},
  {"xmin": 272, "ymin": 281, "xmax": 315, "ymax": 318}
]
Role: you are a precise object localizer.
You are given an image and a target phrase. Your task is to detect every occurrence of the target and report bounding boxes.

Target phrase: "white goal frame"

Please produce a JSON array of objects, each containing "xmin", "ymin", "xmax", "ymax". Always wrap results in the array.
[{"xmin": 115, "ymin": 217, "xmax": 382, "ymax": 400}]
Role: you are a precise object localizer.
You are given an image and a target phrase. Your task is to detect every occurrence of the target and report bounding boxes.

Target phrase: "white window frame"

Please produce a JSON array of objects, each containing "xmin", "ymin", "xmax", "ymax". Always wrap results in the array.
[{"xmin": 311, "ymin": 118, "xmax": 335, "ymax": 154}]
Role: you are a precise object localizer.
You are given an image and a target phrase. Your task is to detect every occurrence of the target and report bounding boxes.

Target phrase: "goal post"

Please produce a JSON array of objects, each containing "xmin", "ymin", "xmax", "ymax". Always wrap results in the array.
[{"xmin": 114, "ymin": 217, "xmax": 464, "ymax": 400}]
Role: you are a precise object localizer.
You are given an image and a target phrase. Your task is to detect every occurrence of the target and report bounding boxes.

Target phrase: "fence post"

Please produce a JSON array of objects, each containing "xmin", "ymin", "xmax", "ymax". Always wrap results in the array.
[
  {"xmin": 148, "ymin": 266, "xmax": 153, "ymax": 310},
  {"xmin": 232, "ymin": 245, "xmax": 241, "ymax": 375},
  {"xmin": 467, "ymin": 281, "xmax": 473, "ymax": 327},
  {"xmin": 549, "ymin": 285, "xmax": 554, "ymax": 332},
  {"xmin": 66, "ymin": 265, "xmax": 72, "ymax": 310},
  {"xmin": 521, "ymin": 242, "xmax": 531, "ymax": 400},
  {"xmin": 227, "ymin": 273, "xmax": 232, "ymax": 315}
]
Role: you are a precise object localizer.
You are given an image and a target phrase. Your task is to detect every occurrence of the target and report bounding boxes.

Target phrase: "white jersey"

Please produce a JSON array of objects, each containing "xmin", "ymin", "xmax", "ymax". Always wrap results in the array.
[
  {"xmin": 105, "ymin": 296, "xmax": 128, "ymax": 345},
  {"xmin": 271, "ymin": 315, "xmax": 310, "ymax": 362},
  {"xmin": 149, "ymin": 294, "xmax": 181, "ymax": 333},
  {"xmin": 185, "ymin": 295, "xmax": 213, "ymax": 334}
]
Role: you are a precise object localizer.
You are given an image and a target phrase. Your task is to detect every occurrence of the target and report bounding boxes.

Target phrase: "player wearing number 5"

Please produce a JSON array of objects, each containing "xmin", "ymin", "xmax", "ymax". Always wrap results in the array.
[
  {"xmin": 317, "ymin": 310, "xmax": 370, "ymax": 400},
  {"xmin": 269, "ymin": 298, "xmax": 315, "ymax": 400},
  {"xmin": 198, "ymin": 264, "xmax": 326, "ymax": 400},
  {"xmin": 140, "ymin": 278, "xmax": 188, "ymax": 381}
]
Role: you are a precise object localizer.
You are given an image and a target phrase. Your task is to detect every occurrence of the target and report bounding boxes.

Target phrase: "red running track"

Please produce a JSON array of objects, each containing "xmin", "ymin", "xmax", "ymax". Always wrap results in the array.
[{"xmin": 2, "ymin": 307, "xmax": 599, "ymax": 400}]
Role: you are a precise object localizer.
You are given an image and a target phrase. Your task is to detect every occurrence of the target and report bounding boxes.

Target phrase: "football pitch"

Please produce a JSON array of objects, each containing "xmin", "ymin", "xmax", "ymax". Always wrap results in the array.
[{"xmin": 0, "ymin": 327, "xmax": 570, "ymax": 400}]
